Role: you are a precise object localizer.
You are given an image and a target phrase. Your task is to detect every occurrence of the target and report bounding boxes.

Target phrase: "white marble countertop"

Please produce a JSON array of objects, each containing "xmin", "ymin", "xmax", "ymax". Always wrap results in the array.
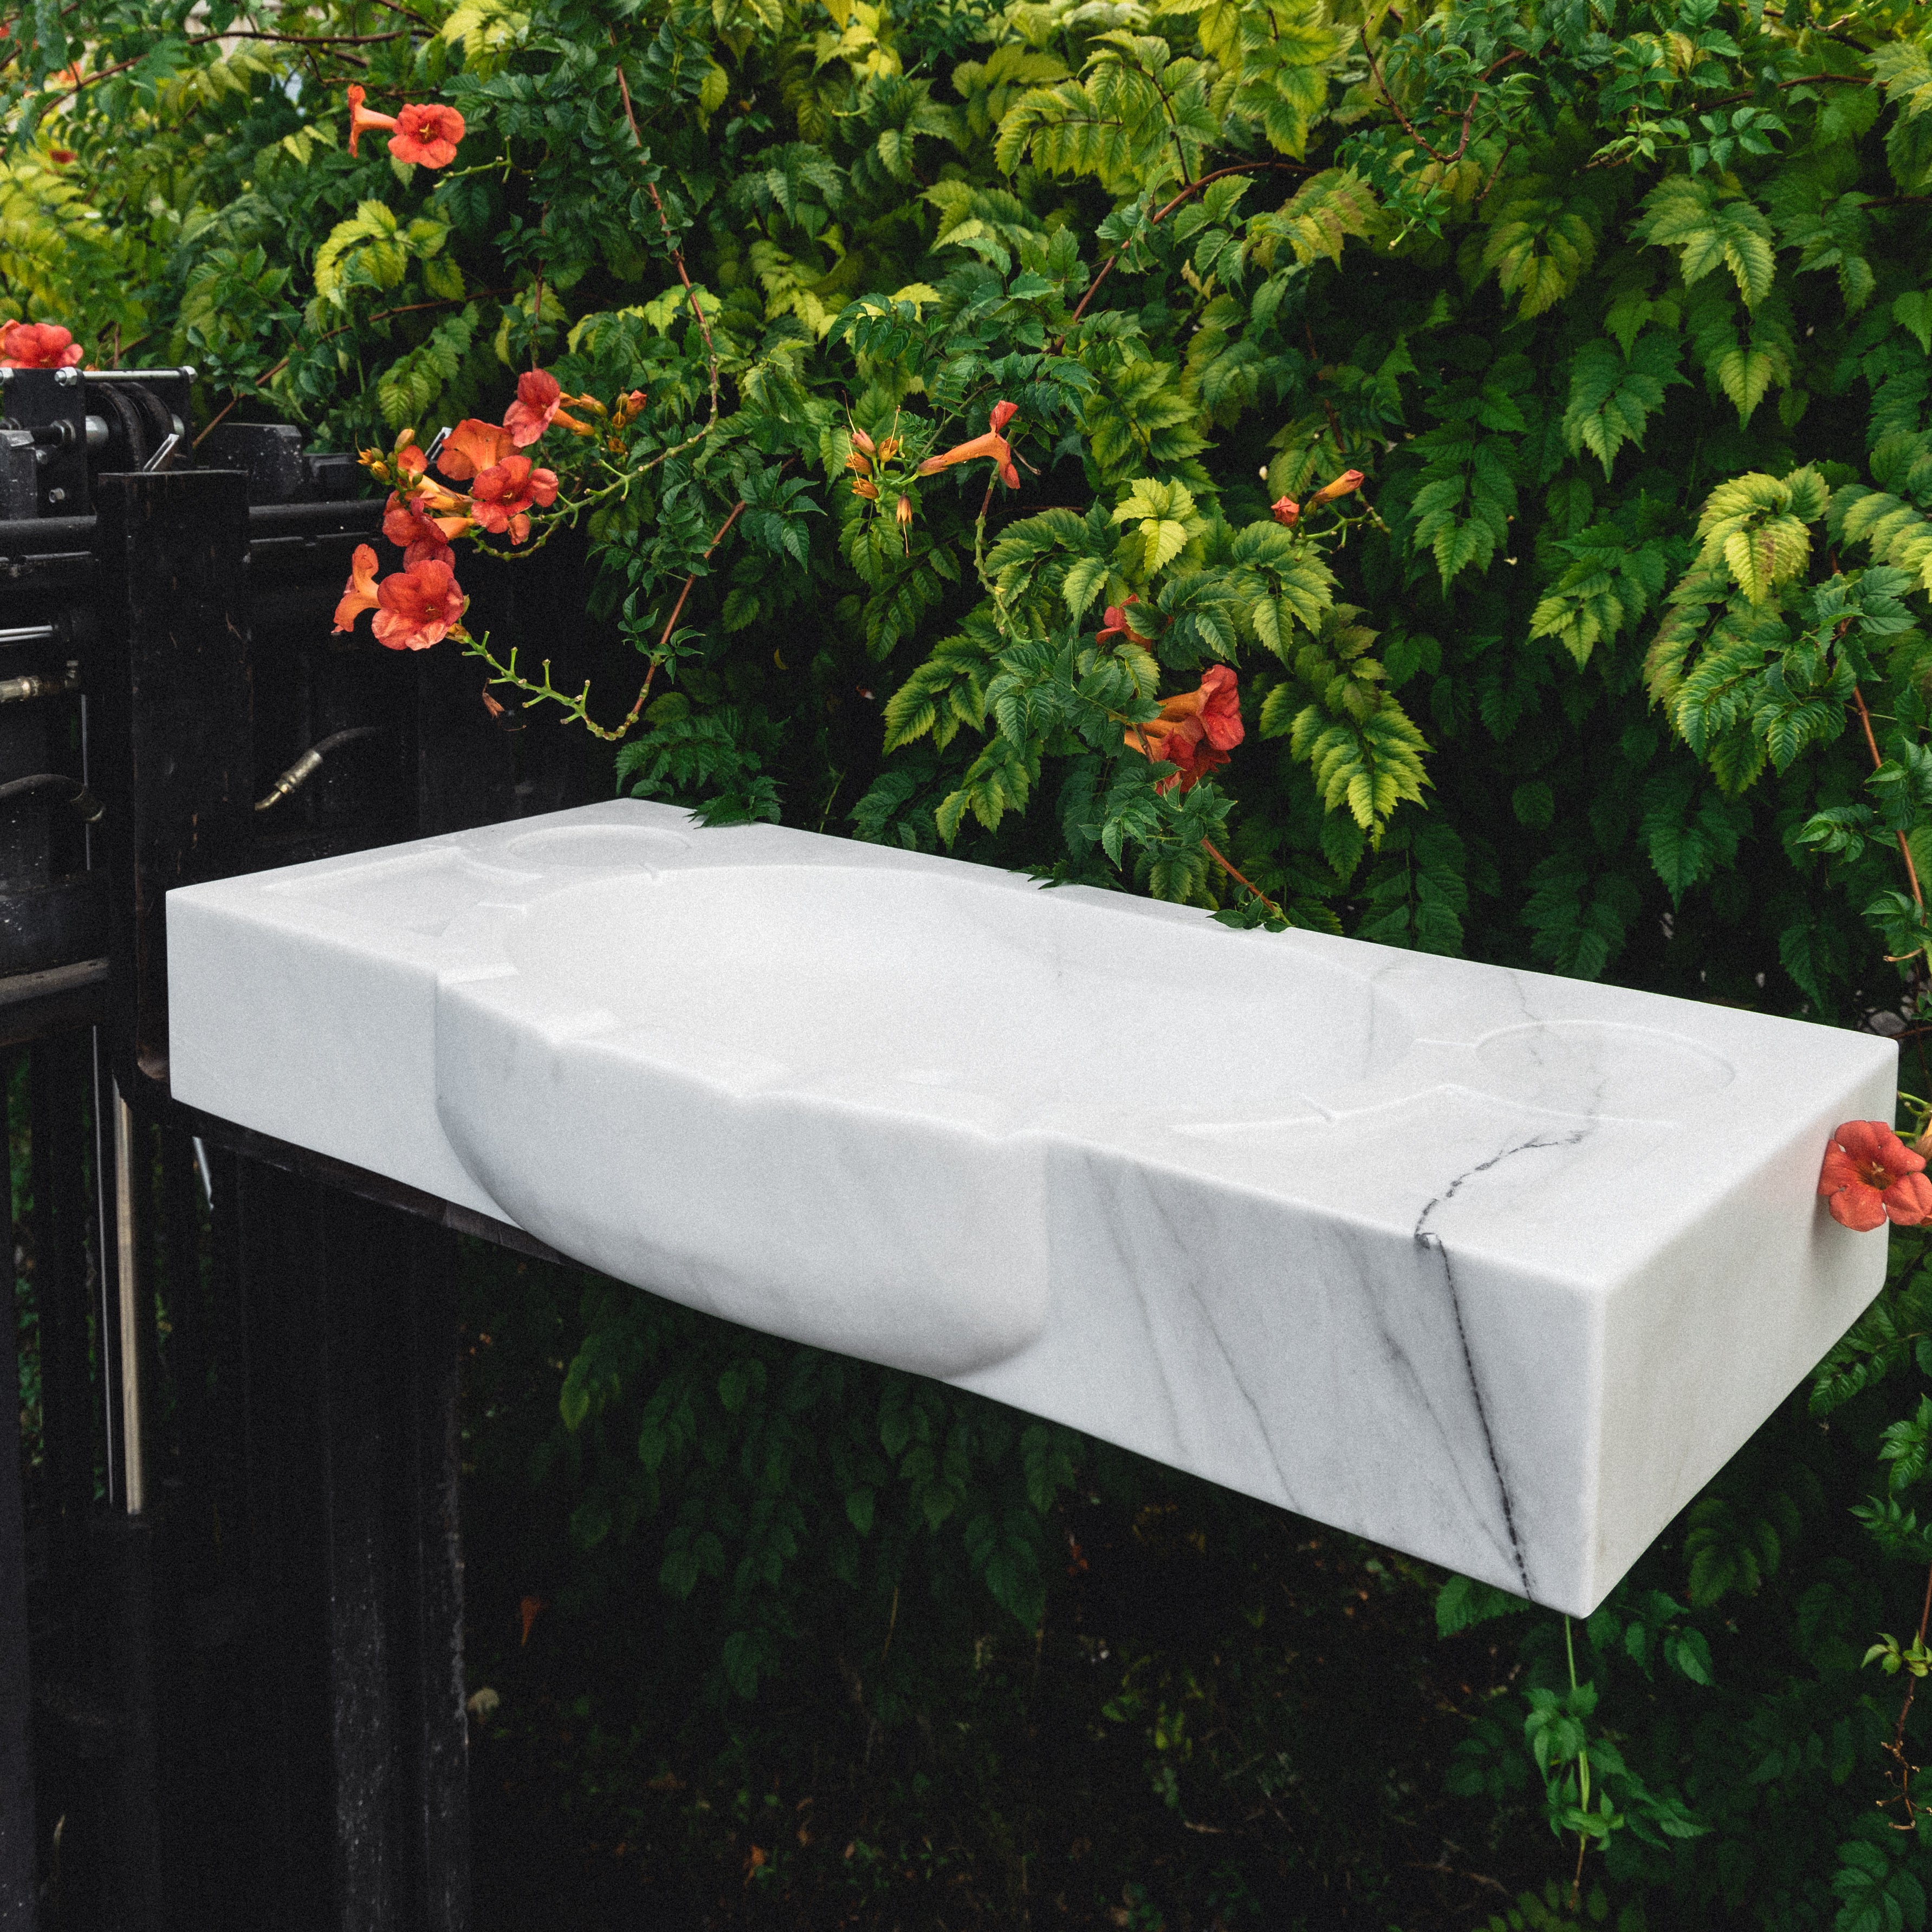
[{"xmin": 166, "ymin": 801, "xmax": 1895, "ymax": 1612}]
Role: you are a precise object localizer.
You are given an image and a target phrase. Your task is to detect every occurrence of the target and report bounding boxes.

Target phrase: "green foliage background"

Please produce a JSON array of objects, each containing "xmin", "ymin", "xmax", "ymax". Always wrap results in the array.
[{"xmin": 11, "ymin": 0, "xmax": 1932, "ymax": 1917}]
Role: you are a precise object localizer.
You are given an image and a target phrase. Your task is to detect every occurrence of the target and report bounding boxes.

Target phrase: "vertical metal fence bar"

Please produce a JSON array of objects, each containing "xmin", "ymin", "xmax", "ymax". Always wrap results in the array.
[
  {"xmin": 233, "ymin": 1156, "xmax": 330, "ymax": 1924},
  {"xmin": 111, "ymin": 1084, "xmax": 141, "ymax": 1521},
  {"xmin": 314, "ymin": 1183, "xmax": 400, "ymax": 1930},
  {"xmin": 90, "ymin": 1033, "xmax": 120, "ymax": 1515},
  {"xmin": 0, "ymin": 1048, "xmax": 38, "ymax": 1930},
  {"xmin": 93, "ymin": 1074, "xmax": 158, "ymax": 1927},
  {"xmin": 400, "ymin": 1216, "xmax": 468, "ymax": 1932},
  {"xmin": 29, "ymin": 1036, "xmax": 92, "ymax": 1615}
]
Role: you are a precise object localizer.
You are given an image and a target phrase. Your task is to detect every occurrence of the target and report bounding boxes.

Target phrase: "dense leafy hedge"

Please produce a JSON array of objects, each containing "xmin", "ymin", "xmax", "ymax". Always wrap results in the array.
[{"xmin": 11, "ymin": 0, "xmax": 1932, "ymax": 1917}]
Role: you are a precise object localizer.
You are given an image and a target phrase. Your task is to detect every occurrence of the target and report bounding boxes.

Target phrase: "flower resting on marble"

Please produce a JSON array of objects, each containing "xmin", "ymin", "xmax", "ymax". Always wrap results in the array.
[{"xmin": 1818, "ymin": 1120, "xmax": 1932, "ymax": 1230}]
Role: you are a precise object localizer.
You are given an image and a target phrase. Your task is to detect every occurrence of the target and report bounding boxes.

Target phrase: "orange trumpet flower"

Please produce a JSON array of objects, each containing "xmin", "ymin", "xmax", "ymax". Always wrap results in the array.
[
  {"xmin": 347, "ymin": 86, "xmax": 465, "ymax": 167},
  {"xmin": 0, "ymin": 321, "xmax": 82, "ymax": 369},
  {"xmin": 1123, "ymin": 665, "xmax": 1243, "ymax": 794},
  {"xmin": 917, "ymin": 401, "xmax": 1020, "ymax": 489},
  {"xmin": 503, "ymin": 368, "xmax": 593, "ymax": 447}
]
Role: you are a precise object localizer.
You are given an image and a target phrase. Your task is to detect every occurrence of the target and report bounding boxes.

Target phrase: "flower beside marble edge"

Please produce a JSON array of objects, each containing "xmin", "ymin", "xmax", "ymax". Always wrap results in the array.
[{"xmin": 1819, "ymin": 1116, "xmax": 1932, "ymax": 1231}]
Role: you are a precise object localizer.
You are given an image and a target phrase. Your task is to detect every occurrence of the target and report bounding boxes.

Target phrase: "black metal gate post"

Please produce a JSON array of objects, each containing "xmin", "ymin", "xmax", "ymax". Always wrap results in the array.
[
  {"xmin": 1, "ymin": 1054, "xmax": 37, "ymax": 1930},
  {"xmin": 0, "ymin": 401, "xmax": 589, "ymax": 1921},
  {"xmin": 216, "ymin": 1155, "xmax": 470, "ymax": 1932},
  {"xmin": 90, "ymin": 468, "xmax": 253, "ymax": 1103}
]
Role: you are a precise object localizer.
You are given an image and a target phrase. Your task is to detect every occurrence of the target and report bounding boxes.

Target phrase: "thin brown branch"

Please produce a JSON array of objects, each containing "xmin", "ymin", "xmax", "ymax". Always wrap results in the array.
[
  {"xmin": 38, "ymin": 24, "xmax": 404, "ymax": 107},
  {"xmin": 1853, "ymin": 684, "xmax": 1925, "ymax": 914},
  {"xmin": 1201, "ymin": 839, "xmax": 1287, "ymax": 923},
  {"xmin": 1700, "ymin": 71, "xmax": 1875, "ymax": 109},
  {"xmin": 1363, "ymin": 43, "xmax": 1524, "ymax": 168},
  {"xmin": 470, "ymin": 496, "xmax": 753, "ymax": 743},
  {"xmin": 612, "ymin": 40, "xmax": 723, "ymax": 423},
  {"xmin": 1879, "ymin": 1569, "xmax": 1930, "ymax": 1829},
  {"xmin": 212, "ymin": 27, "xmax": 406, "ymax": 44},
  {"xmin": 1362, "ymin": 38, "xmax": 1434, "ymax": 155},
  {"xmin": 192, "ymin": 295, "xmax": 484, "ymax": 447},
  {"xmin": 1055, "ymin": 161, "xmax": 1311, "ymax": 345}
]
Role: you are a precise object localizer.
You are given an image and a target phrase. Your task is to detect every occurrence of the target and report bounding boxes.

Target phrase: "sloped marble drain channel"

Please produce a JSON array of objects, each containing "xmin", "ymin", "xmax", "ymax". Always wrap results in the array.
[{"xmin": 167, "ymin": 802, "xmax": 1894, "ymax": 1613}]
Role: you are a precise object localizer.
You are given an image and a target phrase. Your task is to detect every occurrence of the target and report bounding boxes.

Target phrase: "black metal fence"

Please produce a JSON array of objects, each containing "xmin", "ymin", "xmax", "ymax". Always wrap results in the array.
[{"xmin": 0, "ymin": 368, "xmax": 594, "ymax": 1928}]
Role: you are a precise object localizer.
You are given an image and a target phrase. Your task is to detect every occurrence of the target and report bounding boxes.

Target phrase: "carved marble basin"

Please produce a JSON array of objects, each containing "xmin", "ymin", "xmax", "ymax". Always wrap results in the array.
[{"xmin": 166, "ymin": 802, "xmax": 1895, "ymax": 1612}]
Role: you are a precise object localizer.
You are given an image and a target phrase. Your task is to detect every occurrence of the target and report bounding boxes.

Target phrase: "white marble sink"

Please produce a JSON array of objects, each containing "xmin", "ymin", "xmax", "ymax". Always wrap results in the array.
[{"xmin": 165, "ymin": 802, "xmax": 1894, "ymax": 1612}]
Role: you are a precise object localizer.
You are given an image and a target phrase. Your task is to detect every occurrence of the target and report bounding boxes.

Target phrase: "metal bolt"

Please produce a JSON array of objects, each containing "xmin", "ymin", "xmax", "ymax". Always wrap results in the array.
[
  {"xmin": 46, "ymin": 488, "xmax": 65, "ymax": 505},
  {"xmin": 53, "ymin": 366, "xmax": 77, "ymax": 387}
]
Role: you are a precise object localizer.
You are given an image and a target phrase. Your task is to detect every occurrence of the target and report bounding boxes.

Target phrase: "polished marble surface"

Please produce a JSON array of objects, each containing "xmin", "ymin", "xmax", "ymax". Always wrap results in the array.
[{"xmin": 166, "ymin": 802, "xmax": 1896, "ymax": 1611}]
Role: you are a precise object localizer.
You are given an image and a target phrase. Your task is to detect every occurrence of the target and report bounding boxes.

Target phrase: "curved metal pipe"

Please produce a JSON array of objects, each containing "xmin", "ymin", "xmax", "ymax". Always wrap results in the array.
[
  {"xmin": 254, "ymin": 725, "xmax": 386, "ymax": 813},
  {"xmin": 0, "ymin": 772, "xmax": 102, "ymax": 821}
]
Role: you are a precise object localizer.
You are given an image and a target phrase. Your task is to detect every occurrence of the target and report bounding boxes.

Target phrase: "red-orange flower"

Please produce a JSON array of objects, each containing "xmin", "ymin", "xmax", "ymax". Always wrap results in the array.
[
  {"xmin": 333, "ymin": 543, "xmax": 382, "ymax": 633},
  {"xmin": 1308, "ymin": 468, "xmax": 1365, "ymax": 509},
  {"xmin": 1270, "ymin": 495, "xmax": 1300, "ymax": 528},
  {"xmin": 436, "ymin": 418, "xmax": 515, "ymax": 482},
  {"xmin": 47, "ymin": 148, "xmax": 74, "ymax": 166},
  {"xmin": 503, "ymin": 368, "xmax": 591, "ymax": 446},
  {"xmin": 390, "ymin": 102, "xmax": 465, "ymax": 168},
  {"xmin": 1096, "ymin": 594, "xmax": 1151, "ymax": 645},
  {"xmin": 917, "ymin": 401, "xmax": 1020, "ymax": 489},
  {"xmin": 0, "ymin": 321, "xmax": 81, "ymax": 369},
  {"xmin": 468, "ymin": 455, "xmax": 558, "ymax": 543},
  {"xmin": 1124, "ymin": 665, "xmax": 1243, "ymax": 794},
  {"xmin": 1819, "ymin": 1120, "xmax": 1932, "ymax": 1231},
  {"xmin": 348, "ymin": 86, "xmax": 464, "ymax": 167},
  {"xmin": 372, "ymin": 557, "xmax": 465, "ymax": 652},
  {"xmin": 384, "ymin": 492, "xmax": 458, "ymax": 566}
]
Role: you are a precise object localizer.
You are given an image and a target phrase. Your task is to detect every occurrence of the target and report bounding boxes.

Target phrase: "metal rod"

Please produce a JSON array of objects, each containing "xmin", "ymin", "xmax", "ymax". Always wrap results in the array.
[
  {"xmin": 0, "ymin": 626, "xmax": 55, "ymax": 650},
  {"xmin": 192, "ymin": 1135, "xmax": 214, "ymax": 1208},
  {"xmin": 113, "ymin": 1081, "xmax": 143, "ymax": 1516},
  {"xmin": 89, "ymin": 1030, "xmax": 115, "ymax": 1508}
]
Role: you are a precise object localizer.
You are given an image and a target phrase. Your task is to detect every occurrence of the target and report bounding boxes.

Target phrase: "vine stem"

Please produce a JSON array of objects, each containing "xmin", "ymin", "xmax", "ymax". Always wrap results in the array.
[
  {"xmin": 1360, "ymin": 43, "xmax": 1526, "ymax": 168},
  {"xmin": 611, "ymin": 36, "xmax": 723, "ymax": 428},
  {"xmin": 1880, "ymin": 1563, "xmax": 1932, "ymax": 1829},
  {"xmin": 1200, "ymin": 839, "xmax": 1285, "ymax": 922},
  {"xmin": 1116, "ymin": 710, "xmax": 1285, "ymax": 920},
  {"xmin": 1565, "ymin": 1613, "xmax": 1591, "ymax": 1909},
  {"xmin": 42, "ymin": 25, "xmax": 406, "ymax": 102},
  {"xmin": 1053, "ymin": 161, "xmax": 1312, "ymax": 346},
  {"xmin": 192, "ymin": 293, "xmax": 500, "ymax": 446},
  {"xmin": 1851, "ymin": 685, "xmax": 1928, "ymax": 950},
  {"xmin": 465, "ymin": 497, "xmax": 747, "ymax": 741}
]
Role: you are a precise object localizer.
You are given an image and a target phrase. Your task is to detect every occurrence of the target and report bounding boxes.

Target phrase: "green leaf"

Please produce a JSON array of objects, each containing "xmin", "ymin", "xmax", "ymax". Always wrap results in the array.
[
  {"xmin": 1637, "ymin": 177, "xmax": 1777, "ymax": 308},
  {"xmin": 1562, "ymin": 334, "xmax": 1687, "ymax": 477}
]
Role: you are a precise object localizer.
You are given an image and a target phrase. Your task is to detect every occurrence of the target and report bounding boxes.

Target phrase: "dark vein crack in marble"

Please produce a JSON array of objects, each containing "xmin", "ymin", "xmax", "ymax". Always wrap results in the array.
[{"xmin": 1414, "ymin": 1129, "xmax": 1589, "ymax": 1597}]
